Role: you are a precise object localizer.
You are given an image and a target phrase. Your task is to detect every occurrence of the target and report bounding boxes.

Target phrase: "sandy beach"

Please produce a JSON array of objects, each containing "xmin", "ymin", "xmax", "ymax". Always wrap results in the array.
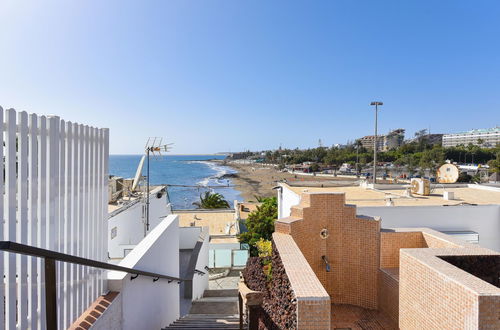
[{"xmin": 214, "ymin": 161, "xmax": 356, "ymax": 202}]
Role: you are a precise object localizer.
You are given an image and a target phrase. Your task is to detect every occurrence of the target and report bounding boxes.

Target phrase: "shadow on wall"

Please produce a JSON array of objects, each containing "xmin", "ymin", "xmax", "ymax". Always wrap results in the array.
[{"xmin": 439, "ymin": 255, "xmax": 500, "ymax": 288}]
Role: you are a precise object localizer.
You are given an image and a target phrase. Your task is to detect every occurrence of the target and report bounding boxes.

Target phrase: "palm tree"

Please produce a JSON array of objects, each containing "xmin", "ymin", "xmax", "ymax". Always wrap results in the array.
[{"xmin": 193, "ymin": 191, "xmax": 230, "ymax": 209}]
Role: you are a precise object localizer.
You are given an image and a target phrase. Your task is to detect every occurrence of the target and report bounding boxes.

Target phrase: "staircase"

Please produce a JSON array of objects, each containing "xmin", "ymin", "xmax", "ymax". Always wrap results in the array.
[{"xmin": 164, "ymin": 289, "xmax": 240, "ymax": 329}]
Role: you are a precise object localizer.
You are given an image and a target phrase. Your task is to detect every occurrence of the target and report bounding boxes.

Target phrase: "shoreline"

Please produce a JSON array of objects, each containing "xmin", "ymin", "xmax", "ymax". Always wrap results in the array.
[{"xmin": 214, "ymin": 160, "xmax": 357, "ymax": 202}]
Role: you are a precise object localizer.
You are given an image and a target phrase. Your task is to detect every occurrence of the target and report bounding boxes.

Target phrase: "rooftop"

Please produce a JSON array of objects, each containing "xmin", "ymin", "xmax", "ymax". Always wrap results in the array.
[
  {"xmin": 444, "ymin": 126, "xmax": 500, "ymax": 136},
  {"xmin": 175, "ymin": 209, "xmax": 238, "ymax": 236},
  {"xmin": 108, "ymin": 185, "xmax": 165, "ymax": 214},
  {"xmin": 237, "ymin": 202, "xmax": 259, "ymax": 220},
  {"xmin": 282, "ymin": 182, "xmax": 500, "ymax": 207}
]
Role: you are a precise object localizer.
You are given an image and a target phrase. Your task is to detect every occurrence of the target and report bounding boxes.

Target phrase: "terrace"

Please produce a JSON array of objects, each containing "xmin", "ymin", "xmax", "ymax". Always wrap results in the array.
[{"xmin": 239, "ymin": 191, "xmax": 500, "ymax": 329}]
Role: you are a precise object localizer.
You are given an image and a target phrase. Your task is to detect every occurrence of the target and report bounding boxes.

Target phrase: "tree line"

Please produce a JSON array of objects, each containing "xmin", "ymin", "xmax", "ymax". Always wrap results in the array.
[{"xmin": 259, "ymin": 141, "xmax": 500, "ymax": 175}]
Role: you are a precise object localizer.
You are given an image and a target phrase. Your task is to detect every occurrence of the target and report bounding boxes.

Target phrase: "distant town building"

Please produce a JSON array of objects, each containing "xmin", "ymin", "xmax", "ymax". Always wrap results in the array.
[
  {"xmin": 406, "ymin": 133, "xmax": 443, "ymax": 146},
  {"xmin": 442, "ymin": 127, "xmax": 500, "ymax": 148},
  {"xmin": 358, "ymin": 129, "xmax": 405, "ymax": 151}
]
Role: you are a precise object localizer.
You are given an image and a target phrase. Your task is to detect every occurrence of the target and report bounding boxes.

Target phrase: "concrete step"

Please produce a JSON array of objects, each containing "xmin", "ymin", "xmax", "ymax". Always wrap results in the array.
[
  {"xmin": 163, "ymin": 287, "xmax": 242, "ymax": 329},
  {"xmin": 203, "ymin": 289, "xmax": 239, "ymax": 298},
  {"xmin": 196, "ymin": 297, "xmax": 238, "ymax": 302},
  {"xmin": 189, "ymin": 300, "xmax": 238, "ymax": 315},
  {"xmin": 165, "ymin": 326, "xmax": 239, "ymax": 329},
  {"xmin": 181, "ymin": 314, "xmax": 238, "ymax": 318},
  {"xmin": 163, "ymin": 314, "xmax": 241, "ymax": 330}
]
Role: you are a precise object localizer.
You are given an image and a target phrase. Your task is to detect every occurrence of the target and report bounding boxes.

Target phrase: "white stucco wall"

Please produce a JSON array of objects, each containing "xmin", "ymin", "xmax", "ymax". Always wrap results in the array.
[
  {"xmin": 278, "ymin": 183, "xmax": 301, "ymax": 219},
  {"xmin": 108, "ymin": 187, "xmax": 169, "ymax": 259},
  {"xmin": 108, "ymin": 214, "xmax": 180, "ymax": 330},
  {"xmin": 192, "ymin": 230, "xmax": 209, "ymax": 300},
  {"xmin": 179, "ymin": 227, "xmax": 202, "ymax": 250},
  {"xmin": 91, "ymin": 293, "xmax": 123, "ymax": 330},
  {"xmin": 358, "ymin": 205, "xmax": 500, "ymax": 252}
]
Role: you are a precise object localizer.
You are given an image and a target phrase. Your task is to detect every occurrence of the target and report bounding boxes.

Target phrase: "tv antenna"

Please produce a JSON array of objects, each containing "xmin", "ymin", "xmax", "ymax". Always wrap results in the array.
[{"xmin": 143, "ymin": 137, "xmax": 173, "ymax": 233}]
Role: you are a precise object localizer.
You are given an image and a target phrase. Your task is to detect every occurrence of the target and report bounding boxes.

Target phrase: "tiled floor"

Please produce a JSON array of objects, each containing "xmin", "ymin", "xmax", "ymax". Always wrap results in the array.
[
  {"xmin": 331, "ymin": 304, "xmax": 397, "ymax": 330},
  {"xmin": 209, "ymin": 269, "xmax": 241, "ymax": 290}
]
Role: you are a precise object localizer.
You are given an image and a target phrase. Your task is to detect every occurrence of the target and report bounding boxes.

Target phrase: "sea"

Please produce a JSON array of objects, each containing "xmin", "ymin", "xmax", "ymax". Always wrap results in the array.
[{"xmin": 109, "ymin": 155, "xmax": 242, "ymax": 209}]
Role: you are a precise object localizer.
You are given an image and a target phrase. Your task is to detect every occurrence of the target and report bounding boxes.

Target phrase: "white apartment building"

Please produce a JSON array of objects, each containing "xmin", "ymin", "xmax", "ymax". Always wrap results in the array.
[{"xmin": 442, "ymin": 127, "xmax": 500, "ymax": 147}]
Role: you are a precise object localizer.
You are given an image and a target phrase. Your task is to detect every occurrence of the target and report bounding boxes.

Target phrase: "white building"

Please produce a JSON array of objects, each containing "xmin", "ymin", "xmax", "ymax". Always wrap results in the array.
[
  {"xmin": 108, "ymin": 184, "xmax": 171, "ymax": 261},
  {"xmin": 443, "ymin": 127, "xmax": 500, "ymax": 147}
]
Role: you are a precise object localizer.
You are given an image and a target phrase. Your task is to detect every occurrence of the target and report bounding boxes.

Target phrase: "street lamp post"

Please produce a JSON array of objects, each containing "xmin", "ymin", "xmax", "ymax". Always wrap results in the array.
[{"xmin": 370, "ymin": 101, "xmax": 383, "ymax": 184}]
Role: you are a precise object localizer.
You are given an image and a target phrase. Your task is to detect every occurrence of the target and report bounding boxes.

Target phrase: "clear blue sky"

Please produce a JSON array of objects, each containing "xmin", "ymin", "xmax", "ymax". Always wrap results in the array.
[{"xmin": 1, "ymin": 1, "xmax": 499, "ymax": 154}]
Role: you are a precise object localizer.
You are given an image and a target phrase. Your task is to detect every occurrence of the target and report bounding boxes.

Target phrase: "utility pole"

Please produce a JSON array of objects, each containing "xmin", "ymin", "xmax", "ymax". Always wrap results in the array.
[{"xmin": 370, "ymin": 102, "xmax": 383, "ymax": 184}]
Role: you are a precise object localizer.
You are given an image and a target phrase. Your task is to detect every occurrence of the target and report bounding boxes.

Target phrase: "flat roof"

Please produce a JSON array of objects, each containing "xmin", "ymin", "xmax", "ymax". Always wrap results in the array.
[
  {"xmin": 175, "ymin": 210, "xmax": 238, "ymax": 236},
  {"xmin": 108, "ymin": 185, "xmax": 165, "ymax": 214},
  {"xmin": 283, "ymin": 183, "xmax": 500, "ymax": 207},
  {"xmin": 238, "ymin": 202, "xmax": 259, "ymax": 220}
]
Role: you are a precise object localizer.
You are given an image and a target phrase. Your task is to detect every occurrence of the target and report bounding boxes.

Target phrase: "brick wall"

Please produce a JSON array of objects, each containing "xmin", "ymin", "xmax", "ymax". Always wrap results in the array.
[
  {"xmin": 273, "ymin": 232, "xmax": 331, "ymax": 329},
  {"xmin": 275, "ymin": 192, "xmax": 380, "ymax": 309},
  {"xmin": 380, "ymin": 231, "xmax": 425, "ymax": 268},
  {"xmin": 422, "ymin": 232, "xmax": 463, "ymax": 248},
  {"xmin": 377, "ymin": 269, "xmax": 399, "ymax": 325},
  {"xmin": 399, "ymin": 251, "xmax": 480, "ymax": 328},
  {"xmin": 479, "ymin": 295, "xmax": 500, "ymax": 328}
]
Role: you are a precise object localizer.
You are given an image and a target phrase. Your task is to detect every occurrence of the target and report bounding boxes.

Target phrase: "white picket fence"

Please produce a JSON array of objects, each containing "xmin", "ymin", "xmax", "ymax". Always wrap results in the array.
[{"xmin": 0, "ymin": 107, "xmax": 109, "ymax": 330}]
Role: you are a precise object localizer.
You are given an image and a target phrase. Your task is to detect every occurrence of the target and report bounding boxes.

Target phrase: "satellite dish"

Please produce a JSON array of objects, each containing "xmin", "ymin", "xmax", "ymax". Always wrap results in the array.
[
  {"xmin": 436, "ymin": 164, "xmax": 460, "ymax": 184},
  {"xmin": 131, "ymin": 155, "xmax": 146, "ymax": 192}
]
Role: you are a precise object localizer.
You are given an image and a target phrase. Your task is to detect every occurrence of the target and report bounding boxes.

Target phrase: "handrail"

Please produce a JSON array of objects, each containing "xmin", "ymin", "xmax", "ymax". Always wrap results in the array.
[
  {"xmin": 0, "ymin": 240, "xmax": 184, "ymax": 282},
  {"xmin": 0, "ymin": 240, "xmax": 184, "ymax": 329},
  {"xmin": 194, "ymin": 269, "xmax": 206, "ymax": 275}
]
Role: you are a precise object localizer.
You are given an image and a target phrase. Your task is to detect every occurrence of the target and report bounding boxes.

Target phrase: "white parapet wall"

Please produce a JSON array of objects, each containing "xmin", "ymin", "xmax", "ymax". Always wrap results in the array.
[
  {"xmin": 179, "ymin": 227, "xmax": 203, "ymax": 250},
  {"xmin": 108, "ymin": 214, "xmax": 180, "ymax": 330},
  {"xmin": 108, "ymin": 186, "xmax": 170, "ymax": 259}
]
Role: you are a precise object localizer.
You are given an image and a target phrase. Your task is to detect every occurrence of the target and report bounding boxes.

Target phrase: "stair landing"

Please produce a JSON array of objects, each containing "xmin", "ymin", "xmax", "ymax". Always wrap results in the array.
[{"xmin": 164, "ymin": 289, "xmax": 240, "ymax": 329}]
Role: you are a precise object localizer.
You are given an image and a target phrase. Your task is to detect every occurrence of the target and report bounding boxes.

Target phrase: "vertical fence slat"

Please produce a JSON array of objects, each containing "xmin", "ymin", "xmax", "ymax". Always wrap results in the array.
[
  {"xmin": 92, "ymin": 127, "xmax": 99, "ymax": 300},
  {"xmin": 5, "ymin": 108, "xmax": 17, "ymax": 330},
  {"xmin": 83, "ymin": 125, "xmax": 89, "ymax": 309},
  {"xmin": 0, "ymin": 107, "xmax": 5, "ymax": 329},
  {"xmin": 47, "ymin": 116, "xmax": 60, "ymax": 329},
  {"xmin": 58, "ymin": 119, "xmax": 66, "ymax": 329},
  {"xmin": 28, "ymin": 113, "xmax": 39, "ymax": 329},
  {"xmin": 72, "ymin": 123, "xmax": 79, "ymax": 321},
  {"xmin": 88, "ymin": 127, "xmax": 95, "ymax": 303},
  {"xmin": 65, "ymin": 122, "xmax": 73, "ymax": 328},
  {"xmin": 47, "ymin": 116, "xmax": 59, "ymax": 251},
  {"xmin": 77, "ymin": 124, "xmax": 84, "ymax": 317},
  {"xmin": 102, "ymin": 128, "xmax": 109, "ymax": 293},
  {"xmin": 95, "ymin": 127, "xmax": 100, "ymax": 300},
  {"xmin": 0, "ymin": 107, "xmax": 109, "ymax": 329},
  {"xmin": 17, "ymin": 111, "xmax": 29, "ymax": 330},
  {"xmin": 96, "ymin": 129, "xmax": 102, "ymax": 296},
  {"xmin": 37, "ymin": 116, "xmax": 47, "ymax": 330}
]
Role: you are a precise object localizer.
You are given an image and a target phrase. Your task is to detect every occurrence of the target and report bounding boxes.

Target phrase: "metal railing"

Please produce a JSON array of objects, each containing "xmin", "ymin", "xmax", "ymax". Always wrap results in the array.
[{"xmin": 0, "ymin": 241, "xmax": 184, "ymax": 330}]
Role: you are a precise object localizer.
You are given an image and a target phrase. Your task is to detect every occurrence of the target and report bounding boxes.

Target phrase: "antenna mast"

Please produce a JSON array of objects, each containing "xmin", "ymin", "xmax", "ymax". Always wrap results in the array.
[{"xmin": 144, "ymin": 137, "xmax": 173, "ymax": 234}]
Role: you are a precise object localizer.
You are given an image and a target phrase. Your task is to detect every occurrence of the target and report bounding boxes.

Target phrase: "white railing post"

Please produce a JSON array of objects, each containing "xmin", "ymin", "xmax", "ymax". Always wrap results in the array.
[
  {"xmin": 17, "ymin": 111, "xmax": 29, "ymax": 330},
  {"xmin": 5, "ymin": 108, "xmax": 17, "ymax": 330},
  {"xmin": 38, "ymin": 115, "xmax": 48, "ymax": 330},
  {"xmin": 0, "ymin": 107, "xmax": 4, "ymax": 328},
  {"xmin": 28, "ymin": 113, "xmax": 39, "ymax": 329}
]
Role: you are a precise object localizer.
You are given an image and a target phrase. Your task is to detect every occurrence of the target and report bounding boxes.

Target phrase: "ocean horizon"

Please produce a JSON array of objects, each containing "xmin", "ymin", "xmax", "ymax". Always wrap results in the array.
[{"xmin": 109, "ymin": 154, "xmax": 242, "ymax": 209}]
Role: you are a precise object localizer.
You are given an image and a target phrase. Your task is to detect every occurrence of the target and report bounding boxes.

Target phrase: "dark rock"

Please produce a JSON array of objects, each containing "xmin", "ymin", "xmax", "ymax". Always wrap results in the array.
[{"xmin": 242, "ymin": 242, "xmax": 298, "ymax": 330}]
